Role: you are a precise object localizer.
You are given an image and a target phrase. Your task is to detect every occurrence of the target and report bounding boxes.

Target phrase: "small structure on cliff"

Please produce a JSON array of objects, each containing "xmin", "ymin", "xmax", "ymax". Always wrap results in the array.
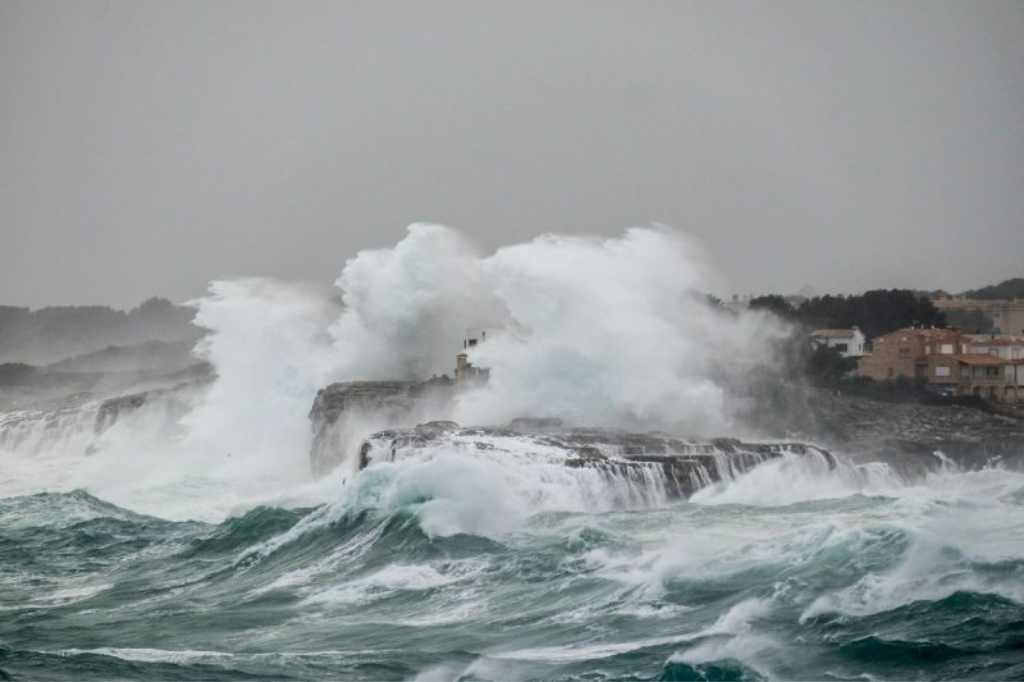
[{"xmin": 455, "ymin": 328, "xmax": 490, "ymax": 388}]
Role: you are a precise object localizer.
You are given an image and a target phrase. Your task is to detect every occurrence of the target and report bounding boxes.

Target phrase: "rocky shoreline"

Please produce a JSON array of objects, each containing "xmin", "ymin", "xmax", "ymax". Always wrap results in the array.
[
  {"xmin": 752, "ymin": 388, "xmax": 1024, "ymax": 473},
  {"xmin": 358, "ymin": 420, "xmax": 835, "ymax": 499},
  {"xmin": 310, "ymin": 380, "xmax": 1024, "ymax": 481}
]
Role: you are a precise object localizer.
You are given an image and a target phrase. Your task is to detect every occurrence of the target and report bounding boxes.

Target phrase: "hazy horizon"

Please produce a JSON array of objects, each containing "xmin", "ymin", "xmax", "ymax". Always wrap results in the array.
[
  {"xmin": 3, "ymin": 1, "xmax": 1023, "ymax": 308},
  {"xmin": 2, "ymin": 273, "xmax": 1020, "ymax": 314}
]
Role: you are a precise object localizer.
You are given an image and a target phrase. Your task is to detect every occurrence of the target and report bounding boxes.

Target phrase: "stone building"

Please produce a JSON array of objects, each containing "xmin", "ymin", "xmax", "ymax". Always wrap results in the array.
[
  {"xmin": 859, "ymin": 327, "xmax": 1024, "ymax": 403},
  {"xmin": 918, "ymin": 353, "xmax": 1023, "ymax": 403},
  {"xmin": 963, "ymin": 335, "xmax": 1024, "ymax": 360},
  {"xmin": 857, "ymin": 328, "xmax": 962, "ymax": 381}
]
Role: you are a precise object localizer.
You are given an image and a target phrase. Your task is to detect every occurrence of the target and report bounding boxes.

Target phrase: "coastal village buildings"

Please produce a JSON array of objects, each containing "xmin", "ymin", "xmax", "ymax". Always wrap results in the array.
[
  {"xmin": 964, "ymin": 335, "xmax": 1024, "ymax": 360},
  {"xmin": 810, "ymin": 327, "xmax": 867, "ymax": 358},
  {"xmin": 934, "ymin": 298, "xmax": 1024, "ymax": 335},
  {"xmin": 858, "ymin": 328, "xmax": 961, "ymax": 381},
  {"xmin": 858, "ymin": 327, "xmax": 1024, "ymax": 403}
]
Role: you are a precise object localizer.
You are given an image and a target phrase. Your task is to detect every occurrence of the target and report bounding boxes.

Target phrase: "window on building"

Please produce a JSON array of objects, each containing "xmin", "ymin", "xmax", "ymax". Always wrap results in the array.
[
  {"xmin": 899, "ymin": 347, "xmax": 911, "ymax": 359},
  {"xmin": 941, "ymin": 343, "xmax": 954, "ymax": 354},
  {"xmin": 935, "ymin": 366, "xmax": 951, "ymax": 377},
  {"xmin": 985, "ymin": 366, "xmax": 1000, "ymax": 378},
  {"xmin": 835, "ymin": 343, "xmax": 848, "ymax": 353},
  {"xmin": 990, "ymin": 349, "xmax": 999, "ymax": 357}
]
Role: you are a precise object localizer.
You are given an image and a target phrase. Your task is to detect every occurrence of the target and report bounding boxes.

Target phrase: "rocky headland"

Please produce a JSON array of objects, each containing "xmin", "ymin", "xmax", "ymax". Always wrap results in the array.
[
  {"xmin": 308, "ymin": 380, "xmax": 455, "ymax": 475},
  {"xmin": 359, "ymin": 420, "xmax": 835, "ymax": 499},
  {"xmin": 309, "ymin": 380, "xmax": 1024, "ymax": 487}
]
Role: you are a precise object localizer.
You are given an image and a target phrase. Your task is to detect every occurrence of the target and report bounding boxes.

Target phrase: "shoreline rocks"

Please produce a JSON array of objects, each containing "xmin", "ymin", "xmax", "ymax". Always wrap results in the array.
[
  {"xmin": 308, "ymin": 380, "xmax": 455, "ymax": 475},
  {"xmin": 357, "ymin": 421, "xmax": 835, "ymax": 499}
]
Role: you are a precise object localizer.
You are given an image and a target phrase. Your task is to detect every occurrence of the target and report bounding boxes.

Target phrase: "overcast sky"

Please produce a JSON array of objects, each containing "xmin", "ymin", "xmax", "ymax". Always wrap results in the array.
[{"xmin": 2, "ymin": 1, "xmax": 1022, "ymax": 309}]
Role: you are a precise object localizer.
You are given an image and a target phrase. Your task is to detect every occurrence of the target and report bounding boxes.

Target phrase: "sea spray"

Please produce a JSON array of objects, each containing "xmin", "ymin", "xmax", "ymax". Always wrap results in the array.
[
  {"xmin": 17, "ymin": 223, "xmax": 789, "ymax": 520},
  {"xmin": 457, "ymin": 227, "xmax": 787, "ymax": 432},
  {"xmin": 328, "ymin": 223, "xmax": 507, "ymax": 381}
]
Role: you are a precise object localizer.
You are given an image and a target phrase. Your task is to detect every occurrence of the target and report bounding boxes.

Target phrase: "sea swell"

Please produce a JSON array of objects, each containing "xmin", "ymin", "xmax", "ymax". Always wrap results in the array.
[{"xmin": 1, "ymin": 454, "xmax": 1022, "ymax": 681}]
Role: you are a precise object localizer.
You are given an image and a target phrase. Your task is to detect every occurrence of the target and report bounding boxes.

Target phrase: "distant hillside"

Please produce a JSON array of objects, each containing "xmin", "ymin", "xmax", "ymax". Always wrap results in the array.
[
  {"xmin": 46, "ymin": 339, "xmax": 200, "ymax": 374},
  {"xmin": 961, "ymin": 278, "xmax": 1024, "ymax": 300},
  {"xmin": 0, "ymin": 297, "xmax": 203, "ymax": 365}
]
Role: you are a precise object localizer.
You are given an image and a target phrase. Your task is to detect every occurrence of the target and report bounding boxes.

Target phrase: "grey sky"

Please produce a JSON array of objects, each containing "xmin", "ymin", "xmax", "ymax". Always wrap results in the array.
[{"xmin": 2, "ymin": 0, "xmax": 1022, "ymax": 309}]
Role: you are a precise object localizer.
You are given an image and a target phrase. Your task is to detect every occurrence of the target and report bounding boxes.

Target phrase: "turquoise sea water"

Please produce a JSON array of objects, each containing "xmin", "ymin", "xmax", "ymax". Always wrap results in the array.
[{"xmin": 2, "ymin": 454, "xmax": 1023, "ymax": 681}]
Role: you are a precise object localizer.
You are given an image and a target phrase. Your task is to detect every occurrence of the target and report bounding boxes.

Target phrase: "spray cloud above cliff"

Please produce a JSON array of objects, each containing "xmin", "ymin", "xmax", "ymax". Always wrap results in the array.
[{"xmin": 181, "ymin": 224, "xmax": 788, "ymax": 465}]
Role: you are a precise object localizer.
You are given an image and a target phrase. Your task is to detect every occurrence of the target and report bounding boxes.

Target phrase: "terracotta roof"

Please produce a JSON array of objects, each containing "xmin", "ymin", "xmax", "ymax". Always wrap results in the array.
[
  {"xmin": 949, "ymin": 354, "xmax": 1008, "ymax": 366},
  {"xmin": 965, "ymin": 337, "xmax": 1024, "ymax": 347},
  {"xmin": 878, "ymin": 328, "xmax": 958, "ymax": 342}
]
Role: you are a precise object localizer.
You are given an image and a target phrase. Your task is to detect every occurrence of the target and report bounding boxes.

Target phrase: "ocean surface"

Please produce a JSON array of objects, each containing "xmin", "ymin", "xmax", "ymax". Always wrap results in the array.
[{"xmin": 2, "ymin": 426, "xmax": 1023, "ymax": 681}]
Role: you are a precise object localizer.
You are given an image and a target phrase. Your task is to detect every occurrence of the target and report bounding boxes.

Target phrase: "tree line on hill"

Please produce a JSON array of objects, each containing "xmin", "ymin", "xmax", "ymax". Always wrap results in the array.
[
  {"xmin": 746, "ymin": 289, "xmax": 945, "ymax": 340},
  {"xmin": 958, "ymin": 277, "xmax": 1024, "ymax": 301},
  {"xmin": 0, "ymin": 297, "xmax": 202, "ymax": 365},
  {"xmin": 745, "ymin": 276, "xmax": 1022, "ymax": 341}
]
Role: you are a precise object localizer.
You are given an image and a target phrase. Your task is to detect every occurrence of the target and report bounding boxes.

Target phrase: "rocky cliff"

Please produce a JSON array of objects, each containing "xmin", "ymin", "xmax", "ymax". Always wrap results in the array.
[
  {"xmin": 358, "ymin": 420, "xmax": 835, "ymax": 499},
  {"xmin": 307, "ymin": 380, "xmax": 1024, "ymax": 484},
  {"xmin": 801, "ymin": 392, "xmax": 1024, "ymax": 473},
  {"xmin": 308, "ymin": 380, "xmax": 456, "ymax": 475}
]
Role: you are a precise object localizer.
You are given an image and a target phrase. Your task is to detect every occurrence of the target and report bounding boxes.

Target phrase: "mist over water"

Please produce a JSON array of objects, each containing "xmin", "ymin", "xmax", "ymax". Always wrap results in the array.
[{"xmin": 1, "ymin": 224, "xmax": 1022, "ymax": 680}]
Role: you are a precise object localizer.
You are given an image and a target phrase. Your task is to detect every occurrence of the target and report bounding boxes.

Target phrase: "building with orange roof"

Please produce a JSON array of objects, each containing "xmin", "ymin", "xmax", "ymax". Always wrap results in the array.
[
  {"xmin": 857, "ymin": 327, "xmax": 962, "ymax": 381},
  {"xmin": 858, "ymin": 327, "xmax": 1024, "ymax": 402}
]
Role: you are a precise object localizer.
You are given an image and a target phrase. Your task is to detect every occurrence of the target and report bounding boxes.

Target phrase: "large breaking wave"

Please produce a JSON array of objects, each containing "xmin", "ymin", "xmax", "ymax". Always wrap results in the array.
[
  {"xmin": 1, "ymin": 224, "xmax": 789, "ymax": 520},
  {"xmin": 1, "ymin": 455, "xmax": 1022, "ymax": 680}
]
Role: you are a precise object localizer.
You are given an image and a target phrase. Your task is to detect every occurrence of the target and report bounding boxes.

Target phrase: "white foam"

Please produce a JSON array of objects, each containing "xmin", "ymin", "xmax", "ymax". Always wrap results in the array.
[
  {"xmin": 302, "ymin": 559, "xmax": 488, "ymax": 606},
  {"xmin": 689, "ymin": 450, "xmax": 905, "ymax": 507}
]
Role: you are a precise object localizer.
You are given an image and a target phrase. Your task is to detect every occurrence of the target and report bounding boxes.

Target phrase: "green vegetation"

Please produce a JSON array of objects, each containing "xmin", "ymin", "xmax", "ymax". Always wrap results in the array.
[
  {"xmin": 748, "ymin": 289, "xmax": 946, "ymax": 339},
  {"xmin": 806, "ymin": 346, "xmax": 858, "ymax": 384},
  {"xmin": 801, "ymin": 290, "xmax": 946, "ymax": 339},
  {"xmin": 0, "ymin": 363, "xmax": 42, "ymax": 385},
  {"xmin": 0, "ymin": 297, "xmax": 200, "ymax": 365},
  {"xmin": 962, "ymin": 277, "xmax": 1024, "ymax": 300},
  {"xmin": 944, "ymin": 308, "xmax": 995, "ymax": 334},
  {"xmin": 748, "ymin": 295, "xmax": 797, "ymax": 320}
]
